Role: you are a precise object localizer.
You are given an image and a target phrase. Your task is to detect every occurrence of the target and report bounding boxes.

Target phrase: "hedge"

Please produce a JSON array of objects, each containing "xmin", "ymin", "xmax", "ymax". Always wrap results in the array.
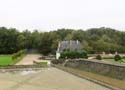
[
  {"xmin": 12, "ymin": 49, "xmax": 26, "ymax": 60},
  {"xmin": 60, "ymin": 51, "xmax": 88, "ymax": 59}
]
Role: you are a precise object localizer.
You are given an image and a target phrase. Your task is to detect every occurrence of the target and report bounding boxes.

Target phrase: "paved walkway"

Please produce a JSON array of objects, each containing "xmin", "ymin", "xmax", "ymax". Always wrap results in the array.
[
  {"xmin": 16, "ymin": 54, "xmax": 41, "ymax": 65},
  {"xmin": 0, "ymin": 67, "xmax": 110, "ymax": 90},
  {"xmin": 12, "ymin": 54, "xmax": 111, "ymax": 90}
]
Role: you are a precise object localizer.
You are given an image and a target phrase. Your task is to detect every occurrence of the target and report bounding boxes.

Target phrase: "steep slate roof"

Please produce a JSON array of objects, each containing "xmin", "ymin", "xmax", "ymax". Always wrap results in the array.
[{"xmin": 57, "ymin": 40, "xmax": 83, "ymax": 52}]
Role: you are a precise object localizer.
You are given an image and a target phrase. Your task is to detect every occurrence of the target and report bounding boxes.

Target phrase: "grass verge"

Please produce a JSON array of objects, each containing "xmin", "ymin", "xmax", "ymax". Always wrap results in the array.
[
  {"xmin": 54, "ymin": 65, "xmax": 125, "ymax": 90},
  {"xmin": 104, "ymin": 58, "xmax": 125, "ymax": 63},
  {"xmin": 35, "ymin": 61, "xmax": 48, "ymax": 66},
  {"xmin": 10, "ymin": 54, "xmax": 26, "ymax": 65},
  {"xmin": 0, "ymin": 54, "xmax": 26, "ymax": 66}
]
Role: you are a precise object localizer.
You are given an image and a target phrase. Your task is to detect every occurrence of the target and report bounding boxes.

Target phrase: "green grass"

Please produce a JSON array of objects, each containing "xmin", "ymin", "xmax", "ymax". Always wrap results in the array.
[
  {"xmin": 0, "ymin": 54, "xmax": 25, "ymax": 66},
  {"xmin": 103, "ymin": 58, "xmax": 125, "ymax": 63},
  {"xmin": 11, "ymin": 54, "xmax": 26, "ymax": 65},
  {"xmin": 39, "ymin": 62, "xmax": 48, "ymax": 64},
  {"xmin": 0, "ymin": 55, "xmax": 12, "ymax": 66},
  {"xmin": 37, "ymin": 62, "xmax": 48, "ymax": 66}
]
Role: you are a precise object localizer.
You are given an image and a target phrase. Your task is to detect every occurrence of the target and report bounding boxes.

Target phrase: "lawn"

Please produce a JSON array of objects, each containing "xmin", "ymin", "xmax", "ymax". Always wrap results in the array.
[
  {"xmin": 103, "ymin": 58, "xmax": 125, "ymax": 63},
  {"xmin": 38, "ymin": 62, "xmax": 48, "ymax": 65},
  {"xmin": 0, "ymin": 54, "xmax": 25, "ymax": 66},
  {"xmin": 0, "ymin": 55, "xmax": 12, "ymax": 66}
]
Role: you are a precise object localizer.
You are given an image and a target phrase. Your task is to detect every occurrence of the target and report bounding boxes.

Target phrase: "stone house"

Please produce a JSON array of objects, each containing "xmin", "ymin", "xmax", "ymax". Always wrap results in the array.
[{"xmin": 56, "ymin": 40, "xmax": 83, "ymax": 59}]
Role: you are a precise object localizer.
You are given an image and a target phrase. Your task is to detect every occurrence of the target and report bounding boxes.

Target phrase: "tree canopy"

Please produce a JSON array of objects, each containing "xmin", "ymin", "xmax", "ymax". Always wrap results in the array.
[{"xmin": 0, "ymin": 27, "xmax": 125, "ymax": 55}]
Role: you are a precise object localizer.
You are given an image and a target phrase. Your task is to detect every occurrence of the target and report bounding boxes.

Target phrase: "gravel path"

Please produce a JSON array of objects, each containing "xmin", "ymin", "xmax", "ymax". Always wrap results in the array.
[
  {"xmin": 0, "ymin": 67, "xmax": 110, "ymax": 90},
  {"xmin": 12, "ymin": 54, "xmax": 111, "ymax": 90},
  {"xmin": 16, "ymin": 54, "xmax": 41, "ymax": 65}
]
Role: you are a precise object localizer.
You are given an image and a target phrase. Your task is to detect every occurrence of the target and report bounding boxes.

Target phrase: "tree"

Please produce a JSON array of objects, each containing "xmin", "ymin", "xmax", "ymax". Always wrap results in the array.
[
  {"xmin": 83, "ymin": 41, "xmax": 93, "ymax": 53},
  {"xmin": 38, "ymin": 32, "xmax": 52, "ymax": 55},
  {"xmin": 22, "ymin": 30, "xmax": 33, "ymax": 49},
  {"xmin": 0, "ymin": 27, "xmax": 19, "ymax": 54},
  {"xmin": 70, "ymin": 30, "xmax": 84, "ymax": 42},
  {"xmin": 17, "ymin": 34, "xmax": 25, "ymax": 49},
  {"xmin": 31, "ymin": 30, "xmax": 41, "ymax": 49},
  {"xmin": 0, "ymin": 26, "xmax": 125, "ymax": 55}
]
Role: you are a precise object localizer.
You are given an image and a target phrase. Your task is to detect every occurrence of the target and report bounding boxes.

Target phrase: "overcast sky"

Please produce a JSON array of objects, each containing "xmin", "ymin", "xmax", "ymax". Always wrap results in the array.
[{"xmin": 0, "ymin": 0, "xmax": 125, "ymax": 31}]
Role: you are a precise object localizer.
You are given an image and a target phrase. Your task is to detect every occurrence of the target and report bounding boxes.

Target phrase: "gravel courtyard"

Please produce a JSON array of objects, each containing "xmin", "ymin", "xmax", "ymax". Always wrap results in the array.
[
  {"xmin": 0, "ymin": 67, "xmax": 110, "ymax": 90},
  {"xmin": 0, "ymin": 54, "xmax": 111, "ymax": 90},
  {"xmin": 16, "ymin": 54, "xmax": 41, "ymax": 65}
]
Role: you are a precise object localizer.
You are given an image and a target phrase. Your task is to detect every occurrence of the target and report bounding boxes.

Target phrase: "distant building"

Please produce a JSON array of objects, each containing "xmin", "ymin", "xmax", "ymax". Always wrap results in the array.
[{"xmin": 56, "ymin": 40, "xmax": 83, "ymax": 59}]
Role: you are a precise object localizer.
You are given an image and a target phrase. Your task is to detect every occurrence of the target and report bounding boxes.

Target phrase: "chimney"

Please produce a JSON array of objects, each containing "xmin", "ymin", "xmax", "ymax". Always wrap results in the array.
[
  {"xmin": 77, "ymin": 40, "xmax": 79, "ymax": 45},
  {"xmin": 57, "ymin": 42, "xmax": 60, "ymax": 52}
]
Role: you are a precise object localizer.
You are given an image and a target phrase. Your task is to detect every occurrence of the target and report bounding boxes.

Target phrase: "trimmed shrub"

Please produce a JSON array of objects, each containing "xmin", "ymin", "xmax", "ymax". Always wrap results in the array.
[
  {"xmin": 114, "ymin": 54, "xmax": 121, "ymax": 61},
  {"xmin": 96, "ymin": 55, "xmax": 102, "ymax": 60},
  {"xmin": 12, "ymin": 49, "xmax": 26, "ymax": 60},
  {"xmin": 60, "ymin": 51, "xmax": 88, "ymax": 59}
]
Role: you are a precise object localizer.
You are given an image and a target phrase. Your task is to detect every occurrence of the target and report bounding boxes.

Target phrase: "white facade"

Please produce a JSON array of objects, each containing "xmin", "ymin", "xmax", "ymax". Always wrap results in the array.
[{"xmin": 56, "ymin": 52, "xmax": 60, "ymax": 59}]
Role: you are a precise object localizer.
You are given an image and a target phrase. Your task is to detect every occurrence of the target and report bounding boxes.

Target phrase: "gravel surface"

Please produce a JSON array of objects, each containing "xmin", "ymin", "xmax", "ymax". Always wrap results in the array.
[
  {"xmin": 10, "ymin": 54, "xmax": 111, "ymax": 90},
  {"xmin": 16, "ymin": 54, "xmax": 41, "ymax": 65},
  {"xmin": 0, "ymin": 67, "xmax": 110, "ymax": 90}
]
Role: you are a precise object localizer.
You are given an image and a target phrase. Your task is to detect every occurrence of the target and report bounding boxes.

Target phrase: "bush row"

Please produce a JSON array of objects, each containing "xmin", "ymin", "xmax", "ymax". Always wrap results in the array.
[
  {"xmin": 96, "ymin": 54, "xmax": 122, "ymax": 61},
  {"xmin": 12, "ymin": 49, "xmax": 26, "ymax": 60},
  {"xmin": 60, "ymin": 51, "xmax": 88, "ymax": 59}
]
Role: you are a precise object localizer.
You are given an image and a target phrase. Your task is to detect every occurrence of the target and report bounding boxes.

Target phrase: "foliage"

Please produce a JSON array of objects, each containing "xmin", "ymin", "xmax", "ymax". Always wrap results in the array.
[
  {"xmin": 38, "ymin": 32, "xmax": 52, "ymax": 55},
  {"xmin": 114, "ymin": 54, "xmax": 122, "ymax": 61},
  {"xmin": 0, "ymin": 27, "xmax": 125, "ymax": 55},
  {"xmin": 60, "ymin": 51, "xmax": 88, "ymax": 59},
  {"xmin": 12, "ymin": 49, "xmax": 26, "ymax": 60},
  {"xmin": 0, "ymin": 27, "xmax": 19, "ymax": 54},
  {"xmin": 96, "ymin": 55, "xmax": 102, "ymax": 60}
]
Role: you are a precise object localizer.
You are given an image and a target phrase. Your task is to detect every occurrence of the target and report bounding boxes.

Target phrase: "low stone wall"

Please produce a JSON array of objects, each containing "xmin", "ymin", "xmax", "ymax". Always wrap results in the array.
[
  {"xmin": 0, "ymin": 65, "xmax": 49, "ymax": 70},
  {"xmin": 65, "ymin": 59, "xmax": 125, "ymax": 80}
]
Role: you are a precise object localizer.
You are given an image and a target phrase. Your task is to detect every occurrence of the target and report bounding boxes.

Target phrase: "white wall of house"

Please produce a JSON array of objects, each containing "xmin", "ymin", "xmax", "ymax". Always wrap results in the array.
[{"xmin": 56, "ymin": 52, "xmax": 60, "ymax": 59}]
